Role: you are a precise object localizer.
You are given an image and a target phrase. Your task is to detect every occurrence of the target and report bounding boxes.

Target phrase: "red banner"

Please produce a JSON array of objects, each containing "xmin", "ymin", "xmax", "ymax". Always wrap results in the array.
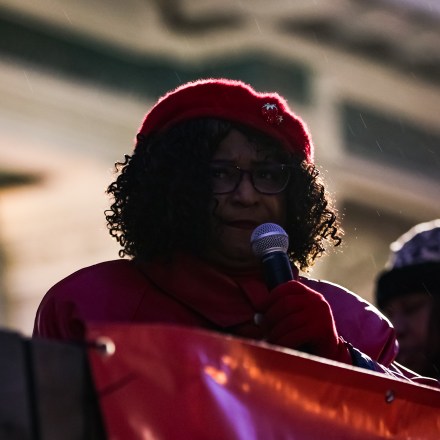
[{"xmin": 86, "ymin": 323, "xmax": 440, "ymax": 439}]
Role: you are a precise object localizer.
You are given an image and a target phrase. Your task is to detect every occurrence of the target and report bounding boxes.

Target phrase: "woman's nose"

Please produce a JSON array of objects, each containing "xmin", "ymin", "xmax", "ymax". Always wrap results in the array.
[{"xmin": 231, "ymin": 172, "xmax": 259, "ymax": 204}]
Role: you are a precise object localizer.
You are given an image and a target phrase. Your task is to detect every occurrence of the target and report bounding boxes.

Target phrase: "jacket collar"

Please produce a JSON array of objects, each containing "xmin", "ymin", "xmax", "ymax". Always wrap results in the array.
[{"xmin": 136, "ymin": 254, "xmax": 275, "ymax": 328}]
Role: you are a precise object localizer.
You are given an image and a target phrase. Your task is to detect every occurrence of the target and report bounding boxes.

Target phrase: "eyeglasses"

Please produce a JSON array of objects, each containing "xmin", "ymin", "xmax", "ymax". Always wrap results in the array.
[{"xmin": 210, "ymin": 162, "xmax": 292, "ymax": 195}]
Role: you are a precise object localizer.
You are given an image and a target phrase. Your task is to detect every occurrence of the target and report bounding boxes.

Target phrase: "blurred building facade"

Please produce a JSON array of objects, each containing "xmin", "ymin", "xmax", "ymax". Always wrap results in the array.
[{"xmin": 0, "ymin": 0, "xmax": 439, "ymax": 335}]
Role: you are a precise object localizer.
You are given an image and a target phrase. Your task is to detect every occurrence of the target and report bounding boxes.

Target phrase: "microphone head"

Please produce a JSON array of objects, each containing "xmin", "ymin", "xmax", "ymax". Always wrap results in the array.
[{"xmin": 250, "ymin": 223, "xmax": 289, "ymax": 257}]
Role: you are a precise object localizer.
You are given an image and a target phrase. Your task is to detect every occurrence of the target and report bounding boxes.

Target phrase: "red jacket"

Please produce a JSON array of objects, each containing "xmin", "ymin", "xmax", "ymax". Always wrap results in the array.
[{"xmin": 33, "ymin": 254, "xmax": 397, "ymax": 367}]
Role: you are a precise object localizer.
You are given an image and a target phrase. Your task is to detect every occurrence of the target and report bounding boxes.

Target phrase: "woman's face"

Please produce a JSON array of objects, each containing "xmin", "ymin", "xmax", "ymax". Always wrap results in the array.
[
  {"xmin": 383, "ymin": 291, "xmax": 433, "ymax": 375},
  {"xmin": 205, "ymin": 128, "xmax": 288, "ymax": 269}
]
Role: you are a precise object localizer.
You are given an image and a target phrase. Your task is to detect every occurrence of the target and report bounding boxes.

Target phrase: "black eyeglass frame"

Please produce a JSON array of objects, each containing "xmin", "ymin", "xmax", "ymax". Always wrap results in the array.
[{"xmin": 210, "ymin": 162, "xmax": 293, "ymax": 195}]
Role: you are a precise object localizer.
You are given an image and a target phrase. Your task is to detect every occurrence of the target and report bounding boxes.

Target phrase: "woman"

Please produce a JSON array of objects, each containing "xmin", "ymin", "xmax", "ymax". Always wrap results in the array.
[{"xmin": 34, "ymin": 78, "xmax": 415, "ymax": 378}]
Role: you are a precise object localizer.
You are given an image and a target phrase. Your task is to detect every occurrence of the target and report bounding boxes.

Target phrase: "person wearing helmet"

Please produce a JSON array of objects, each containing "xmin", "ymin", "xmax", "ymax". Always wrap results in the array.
[{"xmin": 375, "ymin": 219, "xmax": 440, "ymax": 379}]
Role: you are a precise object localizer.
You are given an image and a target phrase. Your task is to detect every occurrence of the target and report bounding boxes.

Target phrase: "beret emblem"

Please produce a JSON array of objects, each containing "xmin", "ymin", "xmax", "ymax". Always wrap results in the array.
[{"xmin": 261, "ymin": 103, "xmax": 283, "ymax": 125}]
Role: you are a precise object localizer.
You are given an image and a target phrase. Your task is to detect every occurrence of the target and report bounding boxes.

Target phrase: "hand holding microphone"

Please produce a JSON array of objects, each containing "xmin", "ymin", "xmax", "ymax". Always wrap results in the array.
[
  {"xmin": 251, "ymin": 223, "xmax": 352, "ymax": 364},
  {"xmin": 262, "ymin": 281, "xmax": 352, "ymax": 363}
]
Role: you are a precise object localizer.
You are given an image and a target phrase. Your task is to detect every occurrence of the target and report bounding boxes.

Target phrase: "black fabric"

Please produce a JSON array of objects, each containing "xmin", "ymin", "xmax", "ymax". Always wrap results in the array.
[
  {"xmin": 347, "ymin": 343, "xmax": 379, "ymax": 371},
  {"xmin": 375, "ymin": 262, "xmax": 440, "ymax": 309},
  {"xmin": 0, "ymin": 329, "xmax": 106, "ymax": 440}
]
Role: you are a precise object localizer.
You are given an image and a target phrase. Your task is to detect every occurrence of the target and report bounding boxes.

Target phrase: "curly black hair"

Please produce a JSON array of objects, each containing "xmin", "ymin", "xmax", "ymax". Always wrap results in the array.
[{"xmin": 105, "ymin": 118, "xmax": 342, "ymax": 271}]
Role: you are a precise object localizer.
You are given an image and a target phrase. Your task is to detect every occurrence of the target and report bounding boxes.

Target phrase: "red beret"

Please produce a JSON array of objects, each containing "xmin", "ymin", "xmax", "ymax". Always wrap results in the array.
[{"xmin": 138, "ymin": 78, "xmax": 313, "ymax": 162}]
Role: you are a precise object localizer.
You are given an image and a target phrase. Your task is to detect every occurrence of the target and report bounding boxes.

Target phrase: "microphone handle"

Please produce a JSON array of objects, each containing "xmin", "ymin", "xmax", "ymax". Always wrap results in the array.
[{"xmin": 262, "ymin": 251, "xmax": 294, "ymax": 291}]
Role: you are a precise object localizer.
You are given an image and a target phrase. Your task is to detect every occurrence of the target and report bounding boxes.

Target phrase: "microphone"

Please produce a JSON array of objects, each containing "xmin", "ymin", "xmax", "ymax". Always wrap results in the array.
[{"xmin": 251, "ymin": 223, "xmax": 294, "ymax": 291}]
